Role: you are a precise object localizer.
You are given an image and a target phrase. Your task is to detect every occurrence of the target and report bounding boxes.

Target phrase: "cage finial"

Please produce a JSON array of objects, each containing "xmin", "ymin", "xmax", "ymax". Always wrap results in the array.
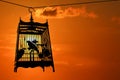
[
  {"xmin": 28, "ymin": 7, "xmax": 35, "ymax": 22},
  {"xmin": 30, "ymin": 12, "xmax": 33, "ymax": 22}
]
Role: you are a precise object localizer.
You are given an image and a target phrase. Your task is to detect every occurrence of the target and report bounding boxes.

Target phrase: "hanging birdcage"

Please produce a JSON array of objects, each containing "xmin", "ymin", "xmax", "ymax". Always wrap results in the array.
[{"xmin": 14, "ymin": 14, "xmax": 55, "ymax": 72}]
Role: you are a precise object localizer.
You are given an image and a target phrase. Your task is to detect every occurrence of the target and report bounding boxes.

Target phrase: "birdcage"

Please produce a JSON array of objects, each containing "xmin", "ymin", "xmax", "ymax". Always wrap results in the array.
[{"xmin": 14, "ymin": 14, "xmax": 55, "ymax": 72}]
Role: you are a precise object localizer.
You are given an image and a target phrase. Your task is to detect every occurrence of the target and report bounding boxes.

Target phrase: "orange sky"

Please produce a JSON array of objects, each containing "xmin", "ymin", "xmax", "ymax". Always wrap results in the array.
[{"xmin": 0, "ymin": 0, "xmax": 120, "ymax": 80}]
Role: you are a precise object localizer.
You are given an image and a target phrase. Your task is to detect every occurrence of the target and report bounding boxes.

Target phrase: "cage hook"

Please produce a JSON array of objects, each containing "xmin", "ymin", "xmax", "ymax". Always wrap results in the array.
[{"xmin": 28, "ymin": 7, "xmax": 35, "ymax": 14}]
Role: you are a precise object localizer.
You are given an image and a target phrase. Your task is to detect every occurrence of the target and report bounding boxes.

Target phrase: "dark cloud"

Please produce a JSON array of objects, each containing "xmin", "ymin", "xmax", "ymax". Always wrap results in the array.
[{"xmin": 41, "ymin": 7, "xmax": 57, "ymax": 16}]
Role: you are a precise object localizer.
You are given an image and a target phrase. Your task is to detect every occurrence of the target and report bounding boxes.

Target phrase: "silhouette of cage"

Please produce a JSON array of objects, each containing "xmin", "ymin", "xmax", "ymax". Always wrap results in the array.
[{"xmin": 14, "ymin": 15, "xmax": 55, "ymax": 72}]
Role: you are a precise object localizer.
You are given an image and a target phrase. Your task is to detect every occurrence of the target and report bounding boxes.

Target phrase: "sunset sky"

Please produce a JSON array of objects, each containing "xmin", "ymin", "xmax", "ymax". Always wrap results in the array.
[{"xmin": 0, "ymin": 0, "xmax": 120, "ymax": 80}]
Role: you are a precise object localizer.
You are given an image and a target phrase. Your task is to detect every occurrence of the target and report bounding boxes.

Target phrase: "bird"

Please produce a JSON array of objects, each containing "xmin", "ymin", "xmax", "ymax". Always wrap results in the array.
[
  {"xmin": 17, "ymin": 48, "xmax": 26, "ymax": 60},
  {"xmin": 27, "ymin": 40, "xmax": 39, "ymax": 53}
]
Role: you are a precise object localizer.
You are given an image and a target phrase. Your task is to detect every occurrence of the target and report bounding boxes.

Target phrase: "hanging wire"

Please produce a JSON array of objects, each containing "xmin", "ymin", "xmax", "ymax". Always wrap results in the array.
[
  {"xmin": 33, "ymin": 0, "xmax": 120, "ymax": 8},
  {"xmin": 0, "ymin": 0, "xmax": 30, "ymax": 8},
  {"xmin": 0, "ymin": 0, "xmax": 120, "ymax": 9}
]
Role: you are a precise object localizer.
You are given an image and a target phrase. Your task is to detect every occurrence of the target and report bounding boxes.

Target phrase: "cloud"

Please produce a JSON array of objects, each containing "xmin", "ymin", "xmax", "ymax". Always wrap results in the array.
[
  {"xmin": 54, "ymin": 61, "xmax": 69, "ymax": 65},
  {"xmin": 76, "ymin": 63, "xmax": 84, "ymax": 66},
  {"xmin": 34, "ymin": 6, "xmax": 98, "ymax": 19},
  {"xmin": 0, "ymin": 46, "xmax": 14, "ymax": 50},
  {"xmin": 112, "ymin": 16, "xmax": 120, "ymax": 24}
]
